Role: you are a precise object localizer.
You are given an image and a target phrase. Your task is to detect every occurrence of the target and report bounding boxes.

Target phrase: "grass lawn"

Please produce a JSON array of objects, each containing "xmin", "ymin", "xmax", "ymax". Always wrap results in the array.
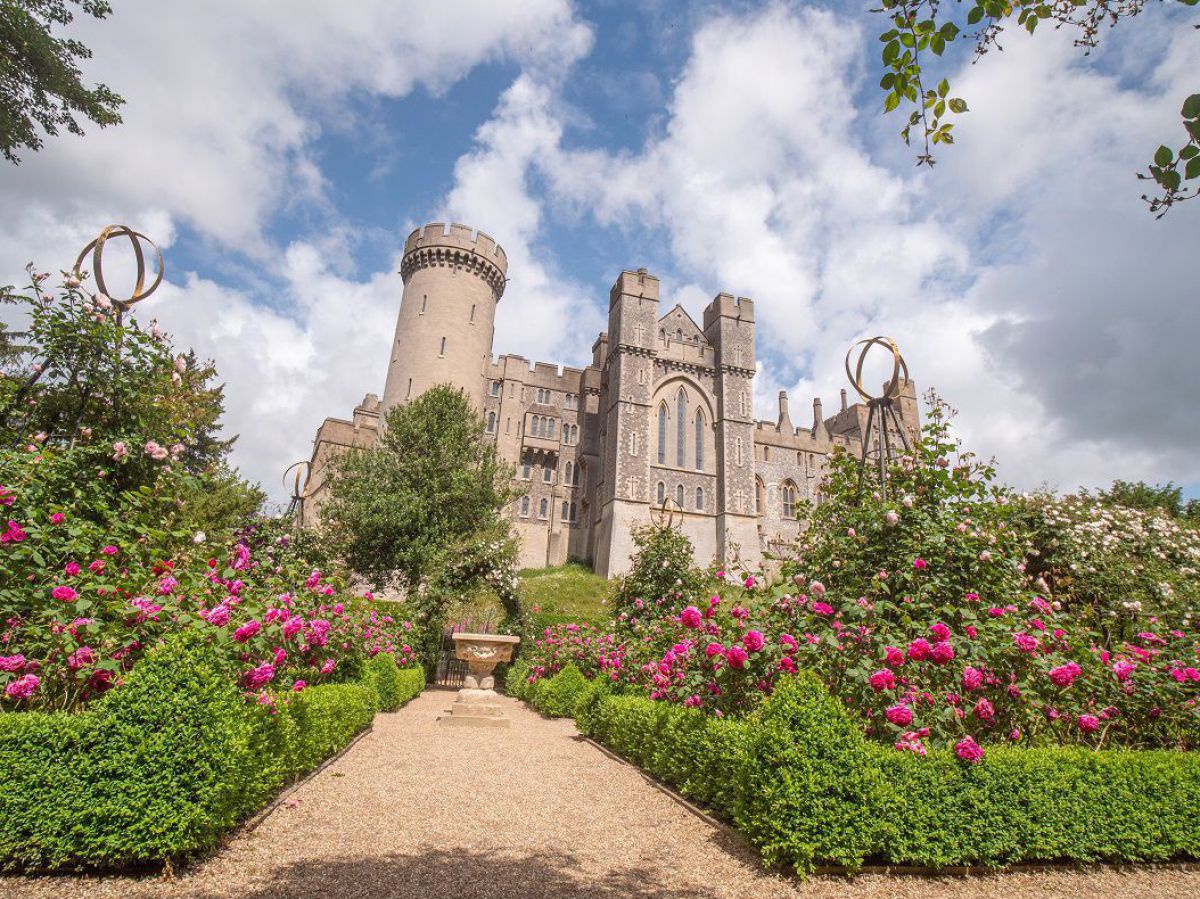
[{"xmin": 520, "ymin": 561, "xmax": 614, "ymax": 627}]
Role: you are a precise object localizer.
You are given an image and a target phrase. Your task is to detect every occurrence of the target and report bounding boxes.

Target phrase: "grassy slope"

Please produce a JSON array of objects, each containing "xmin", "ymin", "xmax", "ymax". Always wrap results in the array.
[{"xmin": 519, "ymin": 562, "xmax": 615, "ymax": 627}]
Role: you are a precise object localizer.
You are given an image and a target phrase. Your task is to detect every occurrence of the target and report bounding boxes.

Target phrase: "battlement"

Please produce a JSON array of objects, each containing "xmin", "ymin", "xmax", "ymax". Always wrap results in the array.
[
  {"xmin": 702, "ymin": 292, "xmax": 755, "ymax": 328},
  {"xmin": 484, "ymin": 354, "xmax": 592, "ymax": 392},
  {"xmin": 400, "ymin": 221, "xmax": 508, "ymax": 299},
  {"xmin": 609, "ymin": 268, "xmax": 660, "ymax": 306}
]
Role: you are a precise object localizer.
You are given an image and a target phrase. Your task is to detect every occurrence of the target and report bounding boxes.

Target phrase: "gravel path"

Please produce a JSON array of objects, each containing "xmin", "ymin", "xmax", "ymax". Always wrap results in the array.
[{"xmin": 5, "ymin": 689, "xmax": 1198, "ymax": 899}]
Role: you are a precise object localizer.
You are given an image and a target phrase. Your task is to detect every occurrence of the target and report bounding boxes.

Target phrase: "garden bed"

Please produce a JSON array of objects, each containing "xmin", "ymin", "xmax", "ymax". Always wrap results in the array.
[
  {"xmin": 511, "ymin": 662, "xmax": 1200, "ymax": 875},
  {"xmin": 0, "ymin": 632, "xmax": 424, "ymax": 873}
]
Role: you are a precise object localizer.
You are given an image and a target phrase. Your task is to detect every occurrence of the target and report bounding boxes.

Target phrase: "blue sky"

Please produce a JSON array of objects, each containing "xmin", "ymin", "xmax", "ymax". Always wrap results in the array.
[{"xmin": 1, "ymin": 1, "xmax": 1197, "ymax": 502}]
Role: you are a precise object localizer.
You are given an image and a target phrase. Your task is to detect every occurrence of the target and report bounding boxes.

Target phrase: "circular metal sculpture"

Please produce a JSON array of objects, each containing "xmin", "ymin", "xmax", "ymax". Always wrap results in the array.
[
  {"xmin": 843, "ymin": 336, "xmax": 913, "ymax": 501},
  {"xmin": 650, "ymin": 496, "xmax": 683, "ymax": 530},
  {"xmin": 71, "ymin": 225, "xmax": 164, "ymax": 311},
  {"xmin": 844, "ymin": 335, "xmax": 910, "ymax": 403},
  {"xmin": 283, "ymin": 461, "xmax": 311, "ymax": 516}
]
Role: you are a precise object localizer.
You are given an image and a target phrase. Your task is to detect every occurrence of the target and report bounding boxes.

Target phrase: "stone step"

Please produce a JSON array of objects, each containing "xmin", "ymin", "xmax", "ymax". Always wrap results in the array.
[{"xmin": 438, "ymin": 714, "xmax": 511, "ymax": 729}]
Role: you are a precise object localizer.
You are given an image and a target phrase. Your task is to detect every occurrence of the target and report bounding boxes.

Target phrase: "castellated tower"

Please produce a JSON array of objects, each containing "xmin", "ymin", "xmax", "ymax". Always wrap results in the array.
[{"xmin": 380, "ymin": 222, "xmax": 508, "ymax": 418}]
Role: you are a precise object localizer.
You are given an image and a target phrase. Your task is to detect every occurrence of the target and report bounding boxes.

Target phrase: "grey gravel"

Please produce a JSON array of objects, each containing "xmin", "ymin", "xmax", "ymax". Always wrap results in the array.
[{"xmin": 4, "ymin": 689, "xmax": 1198, "ymax": 898}]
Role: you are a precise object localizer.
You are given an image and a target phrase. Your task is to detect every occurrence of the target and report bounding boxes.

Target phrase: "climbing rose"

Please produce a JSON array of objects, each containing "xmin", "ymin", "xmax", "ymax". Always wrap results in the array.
[
  {"xmin": 244, "ymin": 664, "xmax": 275, "ymax": 689},
  {"xmin": 929, "ymin": 622, "xmax": 951, "ymax": 641},
  {"xmin": 973, "ymin": 698, "xmax": 995, "ymax": 722},
  {"xmin": 320, "ymin": 659, "xmax": 336, "ymax": 674},
  {"xmin": 50, "ymin": 512, "xmax": 65, "ymax": 524},
  {"xmin": 743, "ymin": 630, "xmax": 765, "ymax": 653},
  {"xmin": 704, "ymin": 642, "xmax": 724, "ymax": 658},
  {"xmin": 962, "ymin": 667, "xmax": 984, "ymax": 691},
  {"xmin": 5, "ymin": 674, "xmax": 40, "ymax": 700},
  {"xmin": 884, "ymin": 510, "xmax": 899, "ymax": 526},
  {"xmin": 811, "ymin": 601, "xmax": 834, "ymax": 616},
  {"xmin": 725, "ymin": 646, "xmax": 748, "ymax": 669},
  {"xmin": 886, "ymin": 704, "xmax": 913, "ymax": 726},
  {"xmin": 930, "ymin": 641, "xmax": 955, "ymax": 665},
  {"xmin": 1078, "ymin": 714, "xmax": 1100, "ymax": 733},
  {"xmin": 883, "ymin": 646, "xmax": 905, "ymax": 668},
  {"xmin": 869, "ymin": 669, "xmax": 896, "ymax": 692},
  {"xmin": 680, "ymin": 605, "xmax": 702, "ymax": 629},
  {"xmin": 292, "ymin": 680, "xmax": 307, "ymax": 692},
  {"xmin": 954, "ymin": 735, "xmax": 984, "ymax": 763},
  {"xmin": 51, "ymin": 586, "xmax": 77, "ymax": 602},
  {"xmin": 913, "ymin": 558, "xmax": 928, "ymax": 570},
  {"xmin": 0, "ymin": 654, "xmax": 25, "ymax": 672},
  {"xmin": 1112, "ymin": 661, "xmax": 1136, "ymax": 683},
  {"xmin": 233, "ymin": 620, "xmax": 262, "ymax": 643},
  {"xmin": 1013, "ymin": 633, "xmax": 1039, "ymax": 654},
  {"xmin": 67, "ymin": 646, "xmax": 96, "ymax": 670},
  {"xmin": 64, "ymin": 561, "xmax": 80, "ymax": 577},
  {"xmin": 1048, "ymin": 662, "xmax": 1082, "ymax": 688},
  {"xmin": 907, "ymin": 638, "xmax": 932, "ymax": 661}
]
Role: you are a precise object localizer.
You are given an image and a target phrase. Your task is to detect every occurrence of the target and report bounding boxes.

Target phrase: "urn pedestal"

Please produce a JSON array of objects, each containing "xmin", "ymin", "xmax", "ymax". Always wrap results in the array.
[{"xmin": 439, "ymin": 632, "xmax": 520, "ymax": 729}]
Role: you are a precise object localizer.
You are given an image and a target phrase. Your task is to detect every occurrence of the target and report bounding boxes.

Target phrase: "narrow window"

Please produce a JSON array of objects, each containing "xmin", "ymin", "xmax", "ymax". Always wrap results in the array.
[
  {"xmin": 543, "ymin": 462, "xmax": 552, "ymax": 483},
  {"xmin": 420, "ymin": 295, "xmax": 427, "ymax": 314},
  {"xmin": 565, "ymin": 461, "xmax": 573, "ymax": 483},
  {"xmin": 675, "ymin": 484, "xmax": 684, "ymax": 508},
  {"xmin": 469, "ymin": 304, "xmax": 476, "ymax": 323},
  {"xmin": 695, "ymin": 486, "xmax": 704, "ymax": 511},
  {"xmin": 562, "ymin": 501, "xmax": 569, "ymax": 521},
  {"xmin": 406, "ymin": 378, "xmax": 412, "ymax": 399},
  {"xmin": 755, "ymin": 478, "xmax": 764, "ymax": 513},
  {"xmin": 695, "ymin": 410, "xmax": 704, "ymax": 470},
  {"xmin": 538, "ymin": 498, "xmax": 548, "ymax": 519},
  {"xmin": 630, "ymin": 432, "xmax": 638, "ymax": 456},
  {"xmin": 548, "ymin": 418, "xmax": 556, "ymax": 438},
  {"xmin": 487, "ymin": 411, "xmax": 496, "ymax": 433},
  {"xmin": 735, "ymin": 436, "xmax": 743, "ymax": 466},
  {"xmin": 573, "ymin": 464, "xmax": 580, "ymax": 486},
  {"xmin": 657, "ymin": 403, "xmax": 667, "ymax": 465},
  {"xmin": 676, "ymin": 328, "xmax": 682, "ymax": 342},
  {"xmin": 783, "ymin": 482, "xmax": 797, "ymax": 519},
  {"xmin": 570, "ymin": 501, "xmax": 577, "ymax": 522},
  {"xmin": 797, "ymin": 451, "xmax": 803, "ymax": 466},
  {"xmin": 522, "ymin": 458, "xmax": 531, "ymax": 480},
  {"xmin": 520, "ymin": 496, "xmax": 530, "ymax": 516},
  {"xmin": 676, "ymin": 388, "xmax": 686, "ymax": 468},
  {"xmin": 505, "ymin": 417, "xmax": 511, "ymax": 434},
  {"xmin": 439, "ymin": 336, "xmax": 446, "ymax": 357},
  {"xmin": 656, "ymin": 481, "xmax": 665, "ymax": 504},
  {"xmin": 571, "ymin": 425, "xmax": 578, "ymax": 445},
  {"xmin": 764, "ymin": 446, "xmax": 770, "ymax": 462},
  {"xmin": 491, "ymin": 380, "xmax": 500, "ymax": 397}
]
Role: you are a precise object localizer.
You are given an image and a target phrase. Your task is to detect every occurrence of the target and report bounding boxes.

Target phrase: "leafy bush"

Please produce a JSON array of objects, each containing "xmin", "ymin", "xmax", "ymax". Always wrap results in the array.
[
  {"xmin": 365, "ymin": 654, "xmax": 425, "ymax": 712},
  {"xmin": 530, "ymin": 664, "xmax": 588, "ymax": 717},
  {"xmin": 612, "ymin": 524, "xmax": 709, "ymax": 626},
  {"xmin": 0, "ymin": 631, "xmax": 423, "ymax": 872},
  {"xmin": 576, "ymin": 673, "xmax": 1200, "ymax": 874},
  {"xmin": 504, "ymin": 659, "xmax": 530, "ymax": 698}
]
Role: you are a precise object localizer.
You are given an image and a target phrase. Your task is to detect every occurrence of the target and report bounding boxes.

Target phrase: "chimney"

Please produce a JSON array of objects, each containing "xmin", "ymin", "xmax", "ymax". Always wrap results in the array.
[
  {"xmin": 777, "ymin": 390, "xmax": 792, "ymax": 432},
  {"xmin": 812, "ymin": 397, "xmax": 829, "ymax": 441},
  {"xmin": 840, "ymin": 388, "xmax": 848, "ymax": 412}
]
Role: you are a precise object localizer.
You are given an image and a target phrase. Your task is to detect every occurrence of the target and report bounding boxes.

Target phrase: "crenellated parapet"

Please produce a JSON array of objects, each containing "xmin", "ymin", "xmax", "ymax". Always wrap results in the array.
[{"xmin": 401, "ymin": 222, "xmax": 508, "ymax": 301}]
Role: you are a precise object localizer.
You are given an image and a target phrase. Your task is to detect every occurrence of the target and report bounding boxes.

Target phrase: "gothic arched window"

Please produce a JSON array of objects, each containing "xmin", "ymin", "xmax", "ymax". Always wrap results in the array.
[
  {"xmin": 520, "ymin": 496, "xmax": 530, "ymax": 516},
  {"xmin": 538, "ymin": 498, "xmax": 548, "ymax": 519},
  {"xmin": 755, "ymin": 477, "xmax": 765, "ymax": 514},
  {"xmin": 694, "ymin": 409, "xmax": 704, "ymax": 470},
  {"xmin": 486, "ymin": 411, "xmax": 496, "ymax": 433},
  {"xmin": 656, "ymin": 481, "xmax": 666, "ymax": 504},
  {"xmin": 565, "ymin": 461, "xmax": 573, "ymax": 484},
  {"xmin": 657, "ymin": 403, "xmax": 668, "ymax": 465},
  {"xmin": 676, "ymin": 387, "xmax": 686, "ymax": 468},
  {"xmin": 675, "ymin": 484, "xmax": 684, "ymax": 509},
  {"xmin": 695, "ymin": 486, "xmax": 704, "ymax": 511},
  {"xmin": 783, "ymin": 481, "xmax": 798, "ymax": 519}
]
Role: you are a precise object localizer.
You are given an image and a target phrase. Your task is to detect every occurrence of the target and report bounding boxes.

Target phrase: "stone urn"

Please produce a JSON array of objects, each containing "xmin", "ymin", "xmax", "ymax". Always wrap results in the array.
[{"xmin": 439, "ymin": 632, "xmax": 520, "ymax": 728}]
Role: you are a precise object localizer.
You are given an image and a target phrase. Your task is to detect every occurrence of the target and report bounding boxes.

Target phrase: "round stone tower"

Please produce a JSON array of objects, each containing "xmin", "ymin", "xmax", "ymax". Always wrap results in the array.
[{"xmin": 380, "ymin": 222, "xmax": 507, "ymax": 418}]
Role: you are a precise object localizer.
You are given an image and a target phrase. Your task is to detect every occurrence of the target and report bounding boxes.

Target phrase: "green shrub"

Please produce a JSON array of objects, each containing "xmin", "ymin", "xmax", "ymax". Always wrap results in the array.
[
  {"xmin": 504, "ymin": 660, "xmax": 530, "ymax": 698},
  {"xmin": 0, "ymin": 639, "xmax": 423, "ymax": 872},
  {"xmin": 364, "ymin": 654, "xmax": 425, "ymax": 712},
  {"xmin": 572, "ymin": 677, "xmax": 611, "ymax": 733},
  {"xmin": 532, "ymin": 664, "xmax": 588, "ymax": 717},
  {"xmin": 876, "ymin": 744, "xmax": 1200, "ymax": 867}
]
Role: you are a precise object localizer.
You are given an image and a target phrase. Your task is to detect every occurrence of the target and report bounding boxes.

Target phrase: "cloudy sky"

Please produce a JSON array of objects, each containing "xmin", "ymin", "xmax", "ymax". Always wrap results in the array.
[{"xmin": 3, "ymin": 1, "xmax": 1197, "ymax": 502}]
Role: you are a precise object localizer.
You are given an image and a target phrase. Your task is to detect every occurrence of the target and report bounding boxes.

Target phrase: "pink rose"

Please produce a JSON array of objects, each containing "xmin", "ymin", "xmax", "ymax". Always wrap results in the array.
[
  {"xmin": 50, "ymin": 512, "xmax": 65, "ymax": 525},
  {"xmin": 954, "ymin": 735, "xmax": 984, "ymax": 763},
  {"xmin": 101, "ymin": 545, "xmax": 118, "ymax": 555},
  {"xmin": 725, "ymin": 646, "xmax": 748, "ymax": 669},
  {"xmin": 704, "ymin": 642, "xmax": 724, "ymax": 658},
  {"xmin": 233, "ymin": 620, "xmax": 262, "ymax": 643},
  {"xmin": 883, "ymin": 646, "xmax": 905, "ymax": 668},
  {"xmin": 1077, "ymin": 714, "xmax": 1100, "ymax": 733},
  {"xmin": 680, "ymin": 606, "xmax": 702, "ymax": 629},
  {"xmin": 906, "ymin": 638, "xmax": 932, "ymax": 661},
  {"xmin": 886, "ymin": 704, "xmax": 912, "ymax": 726},
  {"xmin": 929, "ymin": 622, "xmax": 951, "ymax": 641},
  {"xmin": 930, "ymin": 641, "xmax": 955, "ymax": 665},
  {"xmin": 5, "ymin": 674, "xmax": 40, "ymax": 700},
  {"xmin": 51, "ymin": 585, "xmax": 78, "ymax": 602},
  {"xmin": 913, "ymin": 558, "xmax": 928, "ymax": 570},
  {"xmin": 743, "ymin": 630, "xmax": 765, "ymax": 653},
  {"xmin": 962, "ymin": 667, "xmax": 983, "ymax": 691},
  {"xmin": 869, "ymin": 669, "xmax": 896, "ymax": 692},
  {"xmin": 68, "ymin": 646, "xmax": 96, "ymax": 670},
  {"xmin": 64, "ymin": 561, "xmax": 80, "ymax": 577},
  {"xmin": 1048, "ymin": 662, "xmax": 1082, "ymax": 688},
  {"xmin": 1112, "ymin": 660, "xmax": 1136, "ymax": 682},
  {"xmin": 320, "ymin": 659, "xmax": 336, "ymax": 675},
  {"xmin": 973, "ymin": 698, "xmax": 995, "ymax": 722},
  {"xmin": 0, "ymin": 654, "xmax": 26, "ymax": 672},
  {"xmin": 292, "ymin": 680, "xmax": 307, "ymax": 692}
]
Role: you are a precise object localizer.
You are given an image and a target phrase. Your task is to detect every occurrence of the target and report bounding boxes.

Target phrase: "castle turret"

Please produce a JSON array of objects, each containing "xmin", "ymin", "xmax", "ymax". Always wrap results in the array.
[{"xmin": 380, "ymin": 222, "xmax": 508, "ymax": 418}]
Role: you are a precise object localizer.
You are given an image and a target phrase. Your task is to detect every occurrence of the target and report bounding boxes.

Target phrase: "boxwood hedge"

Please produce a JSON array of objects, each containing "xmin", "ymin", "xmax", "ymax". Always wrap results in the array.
[
  {"xmin": 0, "ymin": 631, "xmax": 424, "ymax": 872},
  {"xmin": 557, "ymin": 667, "xmax": 1200, "ymax": 874}
]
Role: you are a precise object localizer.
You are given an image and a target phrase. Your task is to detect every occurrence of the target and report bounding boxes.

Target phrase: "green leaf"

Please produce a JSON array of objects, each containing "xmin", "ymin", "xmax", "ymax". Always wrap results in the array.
[
  {"xmin": 1160, "ymin": 169, "xmax": 1182, "ymax": 191},
  {"xmin": 967, "ymin": 6, "xmax": 984, "ymax": 25},
  {"xmin": 1186, "ymin": 157, "xmax": 1200, "ymax": 180},
  {"xmin": 1183, "ymin": 94, "xmax": 1200, "ymax": 120},
  {"xmin": 880, "ymin": 73, "xmax": 895, "ymax": 90},
  {"xmin": 948, "ymin": 98, "xmax": 969, "ymax": 114},
  {"xmin": 883, "ymin": 40, "xmax": 900, "ymax": 65},
  {"xmin": 884, "ymin": 92, "xmax": 901, "ymax": 113},
  {"xmin": 938, "ymin": 79, "xmax": 949, "ymax": 98},
  {"xmin": 1155, "ymin": 145, "xmax": 1174, "ymax": 167},
  {"xmin": 931, "ymin": 35, "xmax": 945, "ymax": 56}
]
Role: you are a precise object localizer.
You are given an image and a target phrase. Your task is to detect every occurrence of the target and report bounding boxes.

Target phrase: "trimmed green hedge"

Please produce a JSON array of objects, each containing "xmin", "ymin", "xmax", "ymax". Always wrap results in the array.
[
  {"xmin": 529, "ymin": 664, "xmax": 588, "ymax": 717},
  {"xmin": 571, "ymin": 671, "xmax": 1200, "ymax": 874},
  {"xmin": 504, "ymin": 660, "xmax": 531, "ymax": 698},
  {"xmin": 365, "ymin": 653, "xmax": 425, "ymax": 712},
  {"xmin": 0, "ymin": 632, "xmax": 424, "ymax": 872}
]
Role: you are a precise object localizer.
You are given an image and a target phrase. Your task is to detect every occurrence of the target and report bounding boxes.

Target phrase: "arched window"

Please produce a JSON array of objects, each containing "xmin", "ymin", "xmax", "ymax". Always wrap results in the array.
[
  {"xmin": 755, "ymin": 478, "xmax": 765, "ymax": 514},
  {"xmin": 675, "ymin": 484, "xmax": 684, "ymax": 509},
  {"xmin": 694, "ymin": 409, "xmax": 704, "ymax": 470},
  {"xmin": 569, "ymin": 501, "xmax": 577, "ymax": 522},
  {"xmin": 565, "ymin": 461, "xmax": 573, "ymax": 484},
  {"xmin": 783, "ymin": 481, "xmax": 798, "ymax": 519},
  {"xmin": 562, "ymin": 501, "xmax": 570, "ymax": 521},
  {"xmin": 543, "ymin": 462, "xmax": 553, "ymax": 483},
  {"xmin": 538, "ymin": 498, "xmax": 548, "ymax": 519},
  {"xmin": 676, "ymin": 387, "xmax": 686, "ymax": 468},
  {"xmin": 522, "ymin": 457, "xmax": 532, "ymax": 480},
  {"xmin": 656, "ymin": 481, "xmax": 666, "ymax": 504},
  {"xmin": 695, "ymin": 486, "xmax": 704, "ymax": 511},
  {"xmin": 676, "ymin": 328, "xmax": 682, "ymax": 342},
  {"xmin": 573, "ymin": 464, "xmax": 580, "ymax": 486},
  {"xmin": 735, "ymin": 436, "xmax": 744, "ymax": 466},
  {"xmin": 486, "ymin": 411, "xmax": 496, "ymax": 433},
  {"xmin": 547, "ymin": 418, "xmax": 556, "ymax": 438},
  {"xmin": 520, "ymin": 496, "xmax": 530, "ymax": 516},
  {"xmin": 763, "ymin": 446, "xmax": 770, "ymax": 462},
  {"xmin": 572, "ymin": 424, "xmax": 578, "ymax": 444},
  {"xmin": 657, "ymin": 403, "xmax": 668, "ymax": 465},
  {"xmin": 490, "ymin": 381, "xmax": 501, "ymax": 397}
]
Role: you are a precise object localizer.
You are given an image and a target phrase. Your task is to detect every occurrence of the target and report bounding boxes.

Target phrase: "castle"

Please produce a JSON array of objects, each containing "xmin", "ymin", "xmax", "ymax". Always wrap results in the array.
[{"xmin": 303, "ymin": 222, "xmax": 919, "ymax": 577}]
